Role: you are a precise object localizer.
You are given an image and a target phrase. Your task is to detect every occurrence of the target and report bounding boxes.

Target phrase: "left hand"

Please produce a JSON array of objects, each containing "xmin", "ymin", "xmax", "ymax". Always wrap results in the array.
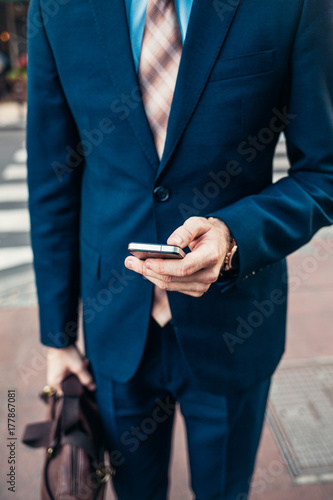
[{"xmin": 125, "ymin": 216, "xmax": 231, "ymax": 297}]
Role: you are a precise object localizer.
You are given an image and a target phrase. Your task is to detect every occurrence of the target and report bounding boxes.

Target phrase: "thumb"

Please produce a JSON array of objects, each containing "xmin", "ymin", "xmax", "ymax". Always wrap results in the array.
[{"xmin": 167, "ymin": 216, "xmax": 212, "ymax": 248}]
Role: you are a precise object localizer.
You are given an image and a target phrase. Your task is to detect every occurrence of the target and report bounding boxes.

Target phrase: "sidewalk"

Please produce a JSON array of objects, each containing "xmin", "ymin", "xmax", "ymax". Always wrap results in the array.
[
  {"xmin": 249, "ymin": 228, "xmax": 333, "ymax": 499},
  {"xmin": 0, "ymin": 229, "xmax": 332, "ymax": 499},
  {"xmin": 0, "ymin": 101, "xmax": 27, "ymax": 130}
]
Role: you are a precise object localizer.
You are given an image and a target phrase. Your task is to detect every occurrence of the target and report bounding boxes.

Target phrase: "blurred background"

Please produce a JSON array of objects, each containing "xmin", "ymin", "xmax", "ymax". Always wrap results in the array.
[
  {"xmin": 0, "ymin": 1, "xmax": 28, "ymax": 123},
  {"xmin": 0, "ymin": 1, "xmax": 332, "ymax": 499}
]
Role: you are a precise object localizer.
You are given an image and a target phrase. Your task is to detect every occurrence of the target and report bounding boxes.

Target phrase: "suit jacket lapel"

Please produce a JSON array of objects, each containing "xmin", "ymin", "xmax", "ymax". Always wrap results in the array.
[
  {"xmin": 157, "ymin": 0, "xmax": 241, "ymax": 178},
  {"xmin": 88, "ymin": 0, "xmax": 241, "ymax": 176},
  {"xmin": 88, "ymin": 0, "xmax": 160, "ymax": 171}
]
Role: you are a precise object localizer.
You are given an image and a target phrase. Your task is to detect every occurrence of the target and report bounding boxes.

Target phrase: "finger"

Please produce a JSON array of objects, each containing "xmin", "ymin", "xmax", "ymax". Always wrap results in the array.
[
  {"xmin": 46, "ymin": 372, "xmax": 67, "ymax": 393},
  {"xmin": 167, "ymin": 216, "xmax": 212, "ymax": 248},
  {"xmin": 46, "ymin": 361, "xmax": 70, "ymax": 393},
  {"xmin": 144, "ymin": 274, "xmax": 210, "ymax": 295},
  {"xmin": 145, "ymin": 244, "xmax": 218, "ymax": 277},
  {"xmin": 72, "ymin": 364, "xmax": 96, "ymax": 391},
  {"xmin": 78, "ymin": 370, "xmax": 96, "ymax": 391},
  {"xmin": 125, "ymin": 256, "xmax": 147, "ymax": 275},
  {"xmin": 142, "ymin": 265, "xmax": 218, "ymax": 284}
]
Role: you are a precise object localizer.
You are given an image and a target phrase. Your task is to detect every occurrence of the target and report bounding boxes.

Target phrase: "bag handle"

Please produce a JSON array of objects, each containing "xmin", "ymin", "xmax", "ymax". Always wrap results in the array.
[{"xmin": 22, "ymin": 375, "xmax": 101, "ymax": 461}]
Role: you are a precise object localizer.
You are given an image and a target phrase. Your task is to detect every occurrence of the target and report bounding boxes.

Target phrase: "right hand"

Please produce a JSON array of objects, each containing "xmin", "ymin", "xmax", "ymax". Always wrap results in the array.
[{"xmin": 47, "ymin": 345, "xmax": 96, "ymax": 393}]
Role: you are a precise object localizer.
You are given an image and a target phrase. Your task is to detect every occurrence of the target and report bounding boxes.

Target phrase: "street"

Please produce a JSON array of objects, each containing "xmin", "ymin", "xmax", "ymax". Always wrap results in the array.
[{"xmin": 0, "ymin": 129, "xmax": 36, "ymax": 307}]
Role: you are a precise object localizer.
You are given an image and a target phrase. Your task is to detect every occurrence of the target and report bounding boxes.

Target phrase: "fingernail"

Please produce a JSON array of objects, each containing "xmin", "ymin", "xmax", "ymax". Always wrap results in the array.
[
  {"xmin": 145, "ymin": 261, "xmax": 151, "ymax": 269},
  {"xmin": 126, "ymin": 259, "xmax": 133, "ymax": 269},
  {"xmin": 89, "ymin": 383, "xmax": 96, "ymax": 391},
  {"xmin": 171, "ymin": 235, "xmax": 182, "ymax": 245}
]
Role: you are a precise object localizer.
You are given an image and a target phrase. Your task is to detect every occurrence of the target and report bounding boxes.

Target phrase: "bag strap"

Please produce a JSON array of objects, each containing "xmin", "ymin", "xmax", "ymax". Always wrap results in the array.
[
  {"xmin": 22, "ymin": 421, "xmax": 53, "ymax": 448},
  {"xmin": 61, "ymin": 374, "xmax": 84, "ymax": 434},
  {"xmin": 61, "ymin": 395, "xmax": 80, "ymax": 434},
  {"xmin": 22, "ymin": 376, "xmax": 99, "ymax": 455},
  {"xmin": 22, "ymin": 412, "xmax": 100, "ymax": 461},
  {"xmin": 62, "ymin": 429, "xmax": 99, "ymax": 461},
  {"xmin": 62, "ymin": 374, "xmax": 84, "ymax": 397}
]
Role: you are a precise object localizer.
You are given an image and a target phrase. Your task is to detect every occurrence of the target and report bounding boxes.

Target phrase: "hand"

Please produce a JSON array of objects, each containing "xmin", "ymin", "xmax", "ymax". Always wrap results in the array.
[
  {"xmin": 125, "ymin": 216, "xmax": 231, "ymax": 297},
  {"xmin": 47, "ymin": 345, "xmax": 96, "ymax": 393}
]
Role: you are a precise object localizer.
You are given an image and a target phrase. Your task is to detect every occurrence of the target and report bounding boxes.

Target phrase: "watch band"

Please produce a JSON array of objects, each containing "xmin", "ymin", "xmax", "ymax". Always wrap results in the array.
[{"xmin": 221, "ymin": 239, "xmax": 238, "ymax": 272}]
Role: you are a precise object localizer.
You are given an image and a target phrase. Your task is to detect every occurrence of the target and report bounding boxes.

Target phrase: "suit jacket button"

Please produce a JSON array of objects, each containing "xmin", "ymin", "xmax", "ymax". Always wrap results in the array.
[{"xmin": 154, "ymin": 186, "xmax": 170, "ymax": 202}]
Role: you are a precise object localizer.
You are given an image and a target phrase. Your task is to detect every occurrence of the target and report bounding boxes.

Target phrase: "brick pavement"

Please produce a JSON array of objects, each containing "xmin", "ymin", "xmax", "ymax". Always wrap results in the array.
[{"xmin": 0, "ymin": 228, "xmax": 332, "ymax": 499}]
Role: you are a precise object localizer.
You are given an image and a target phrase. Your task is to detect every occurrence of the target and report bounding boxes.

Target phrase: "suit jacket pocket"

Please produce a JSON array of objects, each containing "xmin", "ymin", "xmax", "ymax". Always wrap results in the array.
[{"xmin": 208, "ymin": 49, "xmax": 276, "ymax": 83}]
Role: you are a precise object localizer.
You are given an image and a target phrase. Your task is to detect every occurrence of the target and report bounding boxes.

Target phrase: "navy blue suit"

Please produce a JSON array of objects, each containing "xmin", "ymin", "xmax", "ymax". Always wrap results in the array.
[{"xmin": 27, "ymin": 0, "xmax": 333, "ymax": 497}]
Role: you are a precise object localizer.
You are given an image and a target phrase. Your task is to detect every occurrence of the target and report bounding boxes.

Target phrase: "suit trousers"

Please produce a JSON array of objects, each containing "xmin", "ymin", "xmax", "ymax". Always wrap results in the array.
[{"xmin": 94, "ymin": 318, "xmax": 271, "ymax": 500}]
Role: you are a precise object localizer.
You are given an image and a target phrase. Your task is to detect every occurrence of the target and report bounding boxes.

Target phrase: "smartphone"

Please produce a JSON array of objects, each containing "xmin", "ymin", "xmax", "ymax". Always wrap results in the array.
[{"xmin": 128, "ymin": 242, "xmax": 185, "ymax": 260}]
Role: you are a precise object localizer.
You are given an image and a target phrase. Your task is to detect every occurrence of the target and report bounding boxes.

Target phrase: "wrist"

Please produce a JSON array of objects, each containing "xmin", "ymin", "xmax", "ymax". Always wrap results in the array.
[
  {"xmin": 207, "ymin": 216, "xmax": 231, "ymax": 243},
  {"xmin": 47, "ymin": 344, "xmax": 76, "ymax": 357},
  {"xmin": 207, "ymin": 217, "xmax": 238, "ymax": 273}
]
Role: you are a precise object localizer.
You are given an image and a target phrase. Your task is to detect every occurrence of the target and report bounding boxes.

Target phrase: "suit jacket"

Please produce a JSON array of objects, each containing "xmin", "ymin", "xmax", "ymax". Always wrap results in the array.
[{"xmin": 27, "ymin": 0, "xmax": 333, "ymax": 394}]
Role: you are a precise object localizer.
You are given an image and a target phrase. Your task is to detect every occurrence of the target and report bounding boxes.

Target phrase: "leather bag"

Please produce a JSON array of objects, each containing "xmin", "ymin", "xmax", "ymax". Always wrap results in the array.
[{"xmin": 22, "ymin": 374, "xmax": 115, "ymax": 499}]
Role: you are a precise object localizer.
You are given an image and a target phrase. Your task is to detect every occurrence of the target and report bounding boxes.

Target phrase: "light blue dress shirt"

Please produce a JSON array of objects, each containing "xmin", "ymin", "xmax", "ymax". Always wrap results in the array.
[{"xmin": 124, "ymin": 0, "xmax": 194, "ymax": 71}]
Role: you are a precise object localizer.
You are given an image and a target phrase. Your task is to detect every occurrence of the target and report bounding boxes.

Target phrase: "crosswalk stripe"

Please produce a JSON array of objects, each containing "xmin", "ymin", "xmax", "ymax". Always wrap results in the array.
[
  {"xmin": 0, "ymin": 183, "xmax": 28, "ymax": 202},
  {"xmin": 2, "ymin": 164, "xmax": 27, "ymax": 181},
  {"xmin": 0, "ymin": 246, "xmax": 33, "ymax": 271},
  {"xmin": 0, "ymin": 209, "xmax": 30, "ymax": 232},
  {"xmin": 13, "ymin": 149, "xmax": 27, "ymax": 163},
  {"xmin": 0, "ymin": 144, "xmax": 33, "ymax": 305}
]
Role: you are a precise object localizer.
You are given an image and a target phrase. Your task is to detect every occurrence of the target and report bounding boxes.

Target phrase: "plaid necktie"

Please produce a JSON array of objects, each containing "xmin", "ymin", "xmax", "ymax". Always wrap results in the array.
[{"xmin": 138, "ymin": 0, "xmax": 183, "ymax": 327}]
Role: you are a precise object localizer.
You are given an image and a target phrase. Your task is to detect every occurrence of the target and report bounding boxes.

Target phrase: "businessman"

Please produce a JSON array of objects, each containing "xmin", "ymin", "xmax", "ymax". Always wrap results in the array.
[{"xmin": 27, "ymin": 0, "xmax": 333, "ymax": 498}]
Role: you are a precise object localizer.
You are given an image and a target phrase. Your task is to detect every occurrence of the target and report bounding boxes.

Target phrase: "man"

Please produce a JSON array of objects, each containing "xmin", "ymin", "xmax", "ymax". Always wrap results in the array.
[{"xmin": 27, "ymin": 0, "xmax": 333, "ymax": 498}]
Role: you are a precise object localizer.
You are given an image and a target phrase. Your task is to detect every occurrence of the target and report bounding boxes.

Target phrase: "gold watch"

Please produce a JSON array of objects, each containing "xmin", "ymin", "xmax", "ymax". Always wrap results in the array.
[{"xmin": 221, "ymin": 238, "xmax": 238, "ymax": 272}]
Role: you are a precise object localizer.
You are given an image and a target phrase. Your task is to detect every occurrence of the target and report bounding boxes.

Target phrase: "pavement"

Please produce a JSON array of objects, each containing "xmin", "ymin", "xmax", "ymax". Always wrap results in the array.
[
  {"xmin": 0, "ymin": 101, "xmax": 27, "ymax": 130},
  {"xmin": 0, "ymin": 101, "xmax": 332, "ymax": 499}
]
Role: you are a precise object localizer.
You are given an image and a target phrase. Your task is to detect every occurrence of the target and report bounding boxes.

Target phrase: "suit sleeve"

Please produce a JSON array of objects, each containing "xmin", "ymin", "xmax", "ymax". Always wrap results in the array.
[
  {"xmin": 27, "ymin": 0, "xmax": 83, "ymax": 348},
  {"xmin": 208, "ymin": 0, "xmax": 333, "ymax": 286}
]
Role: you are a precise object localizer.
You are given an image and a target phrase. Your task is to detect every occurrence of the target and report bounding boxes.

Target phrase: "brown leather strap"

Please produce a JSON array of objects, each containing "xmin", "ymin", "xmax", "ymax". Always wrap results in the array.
[
  {"xmin": 62, "ymin": 429, "xmax": 98, "ymax": 461},
  {"xmin": 22, "ymin": 421, "xmax": 53, "ymax": 448},
  {"xmin": 62, "ymin": 374, "xmax": 84, "ymax": 397},
  {"xmin": 62, "ymin": 395, "xmax": 80, "ymax": 434},
  {"xmin": 61, "ymin": 375, "xmax": 88, "ymax": 434},
  {"xmin": 22, "ymin": 375, "xmax": 99, "ymax": 456}
]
